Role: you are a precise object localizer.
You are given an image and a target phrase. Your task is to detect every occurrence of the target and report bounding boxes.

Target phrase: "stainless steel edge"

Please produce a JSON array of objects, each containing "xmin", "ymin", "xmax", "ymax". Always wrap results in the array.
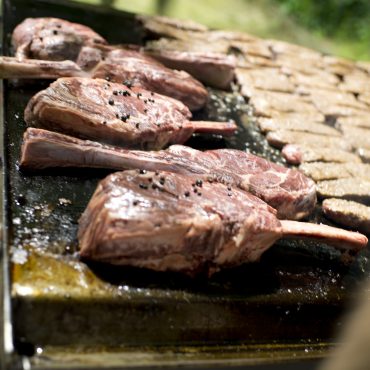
[{"xmin": 0, "ymin": 1, "xmax": 25, "ymax": 368}]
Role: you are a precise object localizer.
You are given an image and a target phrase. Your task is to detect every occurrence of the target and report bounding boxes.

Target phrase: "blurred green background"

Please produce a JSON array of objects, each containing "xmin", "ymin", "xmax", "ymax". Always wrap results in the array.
[{"xmin": 76, "ymin": 0, "xmax": 370, "ymax": 60}]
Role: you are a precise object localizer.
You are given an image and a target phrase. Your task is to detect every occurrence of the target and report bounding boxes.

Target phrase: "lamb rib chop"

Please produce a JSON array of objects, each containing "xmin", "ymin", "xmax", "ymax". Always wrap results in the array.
[
  {"xmin": 25, "ymin": 77, "xmax": 236, "ymax": 150},
  {"xmin": 144, "ymin": 38, "xmax": 236, "ymax": 90},
  {"xmin": 20, "ymin": 128, "xmax": 316, "ymax": 220},
  {"xmin": 78, "ymin": 170, "xmax": 367, "ymax": 276},
  {"xmin": 2, "ymin": 17, "xmax": 208, "ymax": 111},
  {"xmin": 12, "ymin": 17, "xmax": 107, "ymax": 60}
]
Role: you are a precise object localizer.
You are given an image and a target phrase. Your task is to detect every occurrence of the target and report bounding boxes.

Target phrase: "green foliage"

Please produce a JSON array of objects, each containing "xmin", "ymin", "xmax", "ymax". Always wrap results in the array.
[{"xmin": 276, "ymin": 0, "xmax": 370, "ymax": 41}]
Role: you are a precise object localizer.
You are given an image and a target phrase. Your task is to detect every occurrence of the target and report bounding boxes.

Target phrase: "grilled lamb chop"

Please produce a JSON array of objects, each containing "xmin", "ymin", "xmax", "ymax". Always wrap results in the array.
[
  {"xmin": 20, "ymin": 128, "xmax": 316, "ymax": 220},
  {"xmin": 12, "ymin": 17, "xmax": 107, "ymax": 60},
  {"xmin": 2, "ymin": 17, "xmax": 208, "ymax": 111},
  {"xmin": 78, "ymin": 170, "xmax": 367, "ymax": 276},
  {"xmin": 144, "ymin": 38, "xmax": 236, "ymax": 90},
  {"xmin": 24, "ymin": 77, "xmax": 235, "ymax": 150}
]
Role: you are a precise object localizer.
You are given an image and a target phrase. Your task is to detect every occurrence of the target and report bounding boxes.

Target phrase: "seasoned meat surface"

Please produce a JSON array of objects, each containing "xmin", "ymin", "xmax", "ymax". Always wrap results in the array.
[
  {"xmin": 90, "ymin": 51, "xmax": 208, "ymax": 111},
  {"xmin": 145, "ymin": 38, "xmax": 236, "ymax": 89},
  {"xmin": 21, "ymin": 128, "xmax": 316, "ymax": 220},
  {"xmin": 167, "ymin": 145, "xmax": 317, "ymax": 221},
  {"xmin": 78, "ymin": 170, "xmax": 281, "ymax": 275},
  {"xmin": 78, "ymin": 171, "xmax": 367, "ymax": 275},
  {"xmin": 12, "ymin": 17, "xmax": 106, "ymax": 60},
  {"xmin": 24, "ymin": 78, "xmax": 234, "ymax": 150},
  {"xmin": 7, "ymin": 18, "xmax": 209, "ymax": 111}
]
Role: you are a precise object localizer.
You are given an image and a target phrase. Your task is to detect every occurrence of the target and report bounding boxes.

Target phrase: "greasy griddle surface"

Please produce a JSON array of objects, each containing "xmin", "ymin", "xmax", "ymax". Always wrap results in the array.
[{"xmin": 4, "ymin": 0, "xmax": 370, "ymax": 357}]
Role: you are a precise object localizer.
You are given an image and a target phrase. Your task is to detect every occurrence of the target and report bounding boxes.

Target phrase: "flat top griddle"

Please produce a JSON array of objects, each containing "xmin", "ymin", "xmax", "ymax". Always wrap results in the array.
[{"xmin": 2, "ymin": 0, "xmax": 370, "ymax": 369}]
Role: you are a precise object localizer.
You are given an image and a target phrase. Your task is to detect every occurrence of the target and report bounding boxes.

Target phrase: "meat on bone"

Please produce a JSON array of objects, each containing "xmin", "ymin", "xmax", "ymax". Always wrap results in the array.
[
  {"xmin": 20, "ymin": 128, "xmax": 316, "ymax": 220},
  {"xmin": 24, "ymin": 77, "xmax": 236, "ymax": 150},
  {"xmin": 1, "ymin": 17, "xmax": 208, "ymax": 110},
  {"xmin": 78, "ymin": 170, "xmax": 367, "ymax": 276}
]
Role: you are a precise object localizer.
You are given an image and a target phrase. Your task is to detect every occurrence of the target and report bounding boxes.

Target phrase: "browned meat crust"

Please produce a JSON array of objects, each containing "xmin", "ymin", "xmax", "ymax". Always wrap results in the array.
[
  {"xmin": 24, "ymin": 78, "xmax": 235, "ymax": 150},
  {"xmin": 20, "ymin": 128, "xmax": 316, "ymax": 220},
  {"xmin": 78, "ymin": 171, "xmax": 367, "ymax": 275}
]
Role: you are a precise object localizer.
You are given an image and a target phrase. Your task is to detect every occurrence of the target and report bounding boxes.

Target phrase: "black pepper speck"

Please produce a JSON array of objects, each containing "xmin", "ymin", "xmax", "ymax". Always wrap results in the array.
[
  {"xmin": 16, "ymin": 194, "xmax": 26, "ymax": 206},
  {"xmin": 108, "ymin": 98, "xmax": 114, "ymax": 105}
]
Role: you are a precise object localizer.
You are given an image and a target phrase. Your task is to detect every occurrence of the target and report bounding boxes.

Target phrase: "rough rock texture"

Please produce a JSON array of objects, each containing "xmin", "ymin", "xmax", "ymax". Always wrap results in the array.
[
  {"xmin": 317, "ymin": 179, "xmax": 370, "ymax": 205},
  {"xmin": 323, "ymin": 199, "xmax": 370, "ymax": 234}
]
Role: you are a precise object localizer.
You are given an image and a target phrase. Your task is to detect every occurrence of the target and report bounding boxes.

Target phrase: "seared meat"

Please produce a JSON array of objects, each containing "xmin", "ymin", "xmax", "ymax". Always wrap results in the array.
[
  {"xmin": 78, "ymin": 171, "xmax": 367, "ymax": 275},
  {"xmin": 82, "ymin": 45, "xmax": 208, "ymax": 111},
  {"xmin": 323, "ymin": 198, "xmax": 370, "ymax": 234},
  {"xmin": 3, "ymin": 18, "xmax": 209, "ymax": 111},
  {"xmin": 317, "ymin": 179, "xmax": 370, "ymax": 205},
  {"xmin": 0, "ymin": 58, "xmax": 87, "ymax": 79},
  {"xmin": 145, "ymin": 38, "xmax": 236, "ymax": 90},
  {"xmin": 24, "ymin": 78, "xmax": 235, "ymax": 150},
  {"xmin": 12, "ymin": 17, "xmax": 106, "ymax": 60},
  {"xmin": 282, "ymin": 144, "xmax": 361, "ymax": 165},
  {"xmin": 20, "ymin": 128, "xmax": 316, "ymax": 220}
]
